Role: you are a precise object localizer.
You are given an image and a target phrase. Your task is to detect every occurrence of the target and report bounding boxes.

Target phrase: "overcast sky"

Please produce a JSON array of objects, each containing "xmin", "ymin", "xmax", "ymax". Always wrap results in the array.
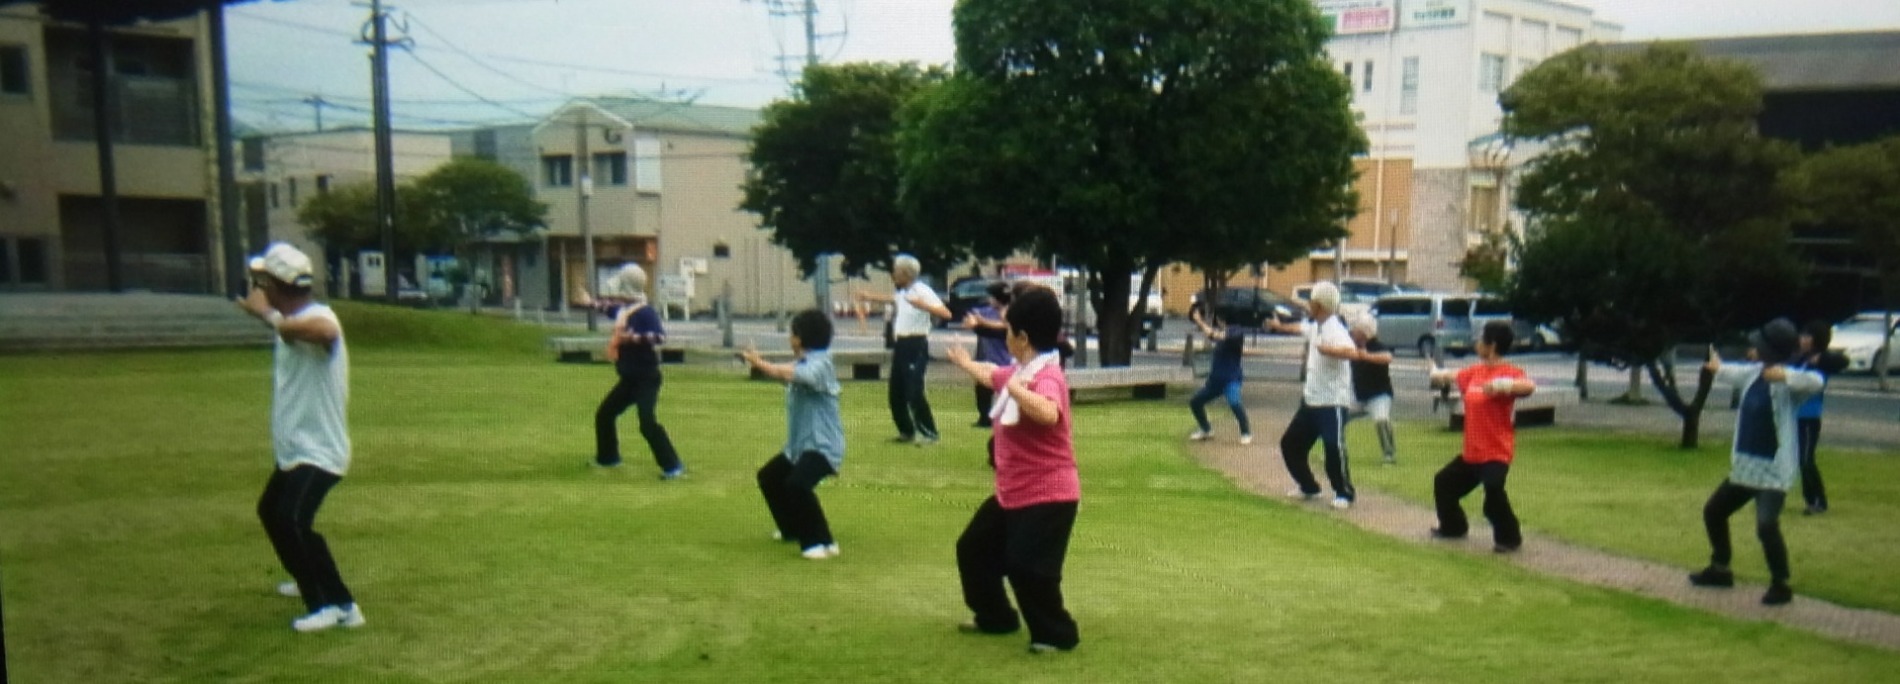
[{"xmin": 226, "ymin": 0, "xmax": 1900, "ymax": 133}]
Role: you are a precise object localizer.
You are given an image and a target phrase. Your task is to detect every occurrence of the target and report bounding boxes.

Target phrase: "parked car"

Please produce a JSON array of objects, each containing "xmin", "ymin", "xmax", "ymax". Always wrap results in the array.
[
  {"xmin": 944, "ymin": 276, "xmax": 997, "ymax": 327},
  {"xmin": 1468, "ymin": 295, "xmax": 1565, "ymax": 352},
  {"xmin": 1371, "ymin": 292, "xmax": 1474, "ymax": 359},
  {"xmin": 1194, "ymin": 287, "xmax": 1308, "ymax": 329},
  {"xmin": 1830, "ymin": 312, "xmax": 1900, "ymax": 373}
]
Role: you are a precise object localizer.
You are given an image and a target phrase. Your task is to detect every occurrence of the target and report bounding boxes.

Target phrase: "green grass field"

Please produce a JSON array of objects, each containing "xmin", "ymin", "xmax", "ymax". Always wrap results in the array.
[{"xmin": 4, "ymin": 304, "xmax": 1898, "ymax": 683}]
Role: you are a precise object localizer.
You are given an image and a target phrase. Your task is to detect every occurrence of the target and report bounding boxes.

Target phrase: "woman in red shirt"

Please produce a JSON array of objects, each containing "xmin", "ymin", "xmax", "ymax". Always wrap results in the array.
[
  {"xmin": 1426, "ymin": 321, "xmax": 1535, "ymax": 552},
  {"xmin": 944, "ymin": 287, "xmax": 1080, "ymax": 654}
]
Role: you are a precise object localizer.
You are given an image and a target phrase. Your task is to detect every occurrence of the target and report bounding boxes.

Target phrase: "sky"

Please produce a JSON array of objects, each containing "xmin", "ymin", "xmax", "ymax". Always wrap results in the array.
[{"xmin": 226, "ymin": 0, "xmax": 1900, "ymax": 133}]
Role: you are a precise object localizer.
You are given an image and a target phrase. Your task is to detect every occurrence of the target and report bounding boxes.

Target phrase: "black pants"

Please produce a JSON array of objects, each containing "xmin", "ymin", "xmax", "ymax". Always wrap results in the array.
[
  {"xmin": 1280, "ymin": 402, "xmax": 1353, "ymax": 500},
  {"xmin": 757, "ymin": 452, "xmax": 836, "ymax": 549},
  {"xmin": 1432, "ymin": 457, "xmax": 1521, "ymax": 547},
  {"xmin": 974, "ymin": 384, "xmax": 995, "ymax": 428},
  {"xmin": 258, "ymin": 465, "xmax": 353, "ymax": 612},
  {"xmin": 595, "ymin": 369, "xmax": 682, "ymax": 472},
  {"xmin": 1703, "ymin": 479, "xmax": 1791, "ymax": 583},
  {"xmin": 889, "ymin": 336, "xmax": 938, "ymax": 440},
  {"xmin": 1796, "ymin": 417, "xmax": 1827, "ymax": 510},
  {"xmin": 956, "ymin": 496, "xmax": 1079, "ymax": 649}
]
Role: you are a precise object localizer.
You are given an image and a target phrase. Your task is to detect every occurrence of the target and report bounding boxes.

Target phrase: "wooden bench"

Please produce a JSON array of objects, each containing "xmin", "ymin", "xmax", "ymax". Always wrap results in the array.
[
  {"xmin": 548, "ymin": 336, "xmax": 684, "ymax": 364},
  {"xmin": 747, "ymin": 350, "xmax": 888, "ymax": 381},
  {"xmin": 1441, "ymin": 384, "xmax": 1580, "ymax": 430},
  {"xmin": 1066, "ymin": 365, "xmax": 1195, "ymax": 401}
]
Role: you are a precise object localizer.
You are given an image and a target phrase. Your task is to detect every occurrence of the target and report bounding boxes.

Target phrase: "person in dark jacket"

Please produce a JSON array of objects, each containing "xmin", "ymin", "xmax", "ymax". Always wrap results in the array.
[
  {"xmin": 594, "ymin": 264, "xmax": 685, "ymax": 478},
  {"xmin": 1187, "ymin": 303, "xmax": 1254, "ymax": 445}
]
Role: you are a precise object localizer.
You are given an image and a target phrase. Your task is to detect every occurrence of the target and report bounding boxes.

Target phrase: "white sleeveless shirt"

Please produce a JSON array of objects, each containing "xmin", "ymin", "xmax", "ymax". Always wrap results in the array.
[{"xmin": 271, "ymin": 303, "xmax": 351, "ymax": 475}]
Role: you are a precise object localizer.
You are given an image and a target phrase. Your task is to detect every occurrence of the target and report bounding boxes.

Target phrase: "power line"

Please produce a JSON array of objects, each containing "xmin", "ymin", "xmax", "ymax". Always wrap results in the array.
[
  {"xmin": 397, "ymin": 45, "xmax": 551, "ymax": 120},
  {"xmin": 400, "ymin": 12, "xmax": 573, "ymax": 98}
]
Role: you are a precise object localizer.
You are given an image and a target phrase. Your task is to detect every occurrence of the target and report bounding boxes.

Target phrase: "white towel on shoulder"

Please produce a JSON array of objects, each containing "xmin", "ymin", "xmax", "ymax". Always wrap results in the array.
[{"xmin": 988, "ymin": 351, "xmax": 1060, "ymax": 427}]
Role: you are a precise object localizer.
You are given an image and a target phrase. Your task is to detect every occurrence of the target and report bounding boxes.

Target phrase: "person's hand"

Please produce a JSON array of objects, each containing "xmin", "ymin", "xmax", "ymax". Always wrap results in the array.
[
  {"xmin": 1762, "ymin": 365, "xmax": 1787, "ymax": 382},
  {"xmin": 235, "ymin": 286, "xmax": 271, "ymax": 318},
  {"xmin": 964, "ymin": 312, "xmax": 981, "ymax": 329},
  {"xmin": 946, "ymin": 343, "xmax": 972, "ymax": 366},
  {"xmin": 1488, "ymin": 377, "xmax": 1516, "ymax": 396},
  {"xmin": 739, "ymin": 341, "xmax": 761, "ymax": 367},
  {"xmin": 1703, "ymin": 344, "xmax": 1721, "ymax": 373}
]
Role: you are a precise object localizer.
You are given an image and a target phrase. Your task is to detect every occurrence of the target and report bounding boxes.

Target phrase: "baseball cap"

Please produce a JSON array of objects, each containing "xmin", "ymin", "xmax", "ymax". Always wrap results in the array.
[
  {"xmin": 1748, "ymin": 318, "xmax": 1800, "ymax": 364},
  {"xmin": 248, "ymin": 242, "xmax": 314, "ymax": 287}
]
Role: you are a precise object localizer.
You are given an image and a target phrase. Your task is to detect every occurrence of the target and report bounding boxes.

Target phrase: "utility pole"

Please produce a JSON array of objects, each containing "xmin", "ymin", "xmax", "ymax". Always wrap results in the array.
[
  {"xmin": 577, "ymin": 109, "xmax": 597, "ymax": 332},
  {"xmin": 358, "ymin": 0, "xmax": 404, "ymax": 302},
  {"xmin": 302, "ymin": 95, "xmax": 329, "ymax": 132},
  {"xmin": 800, "ymin": 0, "xmax": 833, "ymax": 314}
]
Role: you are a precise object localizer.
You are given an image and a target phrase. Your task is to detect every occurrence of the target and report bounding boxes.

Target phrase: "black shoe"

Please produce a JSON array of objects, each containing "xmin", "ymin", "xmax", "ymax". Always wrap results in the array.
[
  {"xmin": 956, "ymin": 621, "xmax": 1017, "ymax": 636},
  {"xmin": 1762, "ymin": 583, "xmax": 1794, "ymax": 605},
  {"xmin": 1688, "ymin": 566, "xmax": 1735, "ymax": 588},
  {"xmin": 1429, "ymin": 527, "xmax": 1466, "ymax": 540},
  {"xmin": 1493, "ymin": 542, "xmax": 1521, "ymax": 553},
  {"xmin": 973, "ymin": 420, "xmax": 992, "ymax": 429},
  {"xmin": 890, "ymin": 435, "xmax": 915, "ymax": 444},
  {"xmin": 1802, "ymin": 504, "xmax": 1827, "ymax": 516}
]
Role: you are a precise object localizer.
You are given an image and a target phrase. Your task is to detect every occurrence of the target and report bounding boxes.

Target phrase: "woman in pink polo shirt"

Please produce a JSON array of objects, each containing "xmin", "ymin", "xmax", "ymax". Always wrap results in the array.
[{"xmin": 944, "ymin": 286, "xmax": 1080, "ymax": 655}]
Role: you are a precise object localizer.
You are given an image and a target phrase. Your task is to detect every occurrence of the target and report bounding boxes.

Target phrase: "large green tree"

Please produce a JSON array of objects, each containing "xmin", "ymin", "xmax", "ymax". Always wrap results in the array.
[
  {"xmin": 740, "ymin": 62, "xmax": 956, "ymax": 280},
  {"xmin": 899, "ymin": 0, "xmax": 1362, "ymax": 365},
  {"xmin": 1787, "ymin": 135, "xmax": 1900, "ymax": 390},
  {"xmin": 1502, "ymin": 44, "xmax": 1804, "ymax": 447}
]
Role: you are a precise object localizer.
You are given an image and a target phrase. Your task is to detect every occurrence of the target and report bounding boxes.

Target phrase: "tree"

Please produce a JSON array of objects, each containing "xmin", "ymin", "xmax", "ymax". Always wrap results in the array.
[
  {"xmin": 408, "ymin": 158, "xmax": 546, "ymax": 309},
  {"xmin": 740, "ymin": 62, "xmax": 957, "ymax": 280},
  {"xmin": 899, "ymin": 0, "xmax": 1362, "ymax": 365},
  {"xmin": 1501, "ymin": 43, "xmax": 1805, "ymax": 448},
  {"xmin": 1787, "ymin": 136, "xmax": 1900, "ymax": 390}
]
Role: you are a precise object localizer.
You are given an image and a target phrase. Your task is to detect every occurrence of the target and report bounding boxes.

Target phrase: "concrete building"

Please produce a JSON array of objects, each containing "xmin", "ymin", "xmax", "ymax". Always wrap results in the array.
[
  {"xmin": 492, "ymin": 97, "xmax": 807, "ymax": 316},
  {"xmin": 239, "ymin": 128, "xmax": 454, "ymax": 297},
  {"xmin": 0, "ymin": 4, "xmax": 224, "ymax": 292}
]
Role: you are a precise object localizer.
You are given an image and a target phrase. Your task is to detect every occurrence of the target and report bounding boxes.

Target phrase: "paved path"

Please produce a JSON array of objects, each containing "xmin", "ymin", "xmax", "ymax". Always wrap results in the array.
[{"xmin": 1185, "ymin": 405, "xmax": 1900, "ymax": 652}]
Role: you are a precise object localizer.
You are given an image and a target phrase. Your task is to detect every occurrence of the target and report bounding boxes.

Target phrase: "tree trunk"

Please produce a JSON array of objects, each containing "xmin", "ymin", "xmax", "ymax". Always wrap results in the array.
[
  {"xmin": 1615, "ymin": 366, "xmax": 1644, "ymax": 403},
  {"xmin": 1096, "ymin": 266, "xmax": 1134, "ymax": 367},
  {"xmin": 1646, "ymin": 358, "xmax": 1716, "ymax": 450},
  {"xmin": 1879, "ymin": 310, "xmax": 1894, "ymax": 392},
  {"xmin": 1574, "ymin": 352, "xmax": 1589, "ymax": 401}
]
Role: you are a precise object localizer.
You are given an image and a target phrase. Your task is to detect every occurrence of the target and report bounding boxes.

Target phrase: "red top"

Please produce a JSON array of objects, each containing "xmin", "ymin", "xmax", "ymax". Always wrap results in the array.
[
  {"xmin": 990, "ymin": 364, "xmax": 1080, "ymax": 508},
  {"xmin": 1458, "ymin": 363, "xmax": 1529, "ymax": 464}
]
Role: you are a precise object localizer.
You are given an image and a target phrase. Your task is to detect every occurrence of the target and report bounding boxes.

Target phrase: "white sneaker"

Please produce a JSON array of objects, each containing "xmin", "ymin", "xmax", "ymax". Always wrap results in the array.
[
  {"xmin": 292, "ymin": 605, "xmax": 346, "ymax": 633},
  {"xmin": 1238, "ymin": 434, "xmax": 1254, "ymax": 446},
  {"xmin": 1286, "ymin": 489, "xmax": 1317, "ymax": 501},
  {"xmin": 277, "ymin": 581, "xmax": 301, "ymax": 598},
  {"xmin": 1188, "ymin": 430, "xmax": 1211, "ymax": 442},
  {"xmin": 1331, "ymin": 497, "xmax": 1353, "ymax": 510},
  {"xmin": 801, "ymin": 544, "xmax": 838, "ymax": 560},
  {"xmin": 338, "ymin": 603, "xmax": 366, "ymax": 628}
]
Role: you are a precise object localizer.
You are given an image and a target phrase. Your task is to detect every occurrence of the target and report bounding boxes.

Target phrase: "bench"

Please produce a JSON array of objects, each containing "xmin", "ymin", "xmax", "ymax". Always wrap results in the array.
[
  {"xmin": 548, "ymin": 336, "xmax": 684, "ymax": 364},
  {"xmin": 1440, "ymin": 384, "xmax": 1580, "ymax": 430},
  {"xmin": 747, "ymin": 350, "xmax": 888, "ymax": 381},
  {"xmin": 1066, "ymin": 365, "xmax": 1195, "ymax": 401}
]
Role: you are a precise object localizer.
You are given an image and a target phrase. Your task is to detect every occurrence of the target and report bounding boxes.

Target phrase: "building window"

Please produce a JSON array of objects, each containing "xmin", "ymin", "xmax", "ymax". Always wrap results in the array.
[
  {"xmin": 634, "ymin": 133, "xmax": 662, "ymax": 193},
  {"xmin": 542, "ymin": 155, "xmax": 573, "ymax": 187},
  {"xmin": 1362, "ymin": 60, "xmax": 1374, "ymax": 92},
  {"xmin": 593, "ymin": 152, "xmax": 627, "ymax": 186},
  {"xmin": 712, "ymin": 242, "xmax": 731, "ymax": 259},
  {"xmin": 316, "ymin": 174, "xmax": 331, "ymax": 195},
  {"xmin": 1479, "ymin": 53, "xmax": 1506, "ymax": 92},
  {"xmin": 1400, "ymin": 56, "xmax": 1419, "ymax": 115},
  {"xmin": 287, "ymin": 177, "xmax": 298, "ymax": 207},
  {"xmin": 17, "ymin": 237, "xmax": 47, "ymax": 284},
  {"xmin": 269, "ymin": 182, "xmax": 279, "ymax": 208},
  {"xmin": 1, "ymin": 45, "xmax": 28, "ymax": 96},
  {"xmin": 1343, "ymin": 61, "xmax": 1354, "ymax": 86}
]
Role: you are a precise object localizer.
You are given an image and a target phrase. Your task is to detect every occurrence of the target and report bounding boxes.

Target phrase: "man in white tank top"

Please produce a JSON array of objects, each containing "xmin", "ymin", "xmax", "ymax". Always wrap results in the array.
[{"xmin": 235, "ymin": 243, "xmax": 365, "ymax": 633}]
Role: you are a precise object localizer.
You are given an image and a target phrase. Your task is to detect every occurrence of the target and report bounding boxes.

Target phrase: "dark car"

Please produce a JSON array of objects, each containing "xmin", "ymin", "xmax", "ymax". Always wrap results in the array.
[
  {"xmin": 944, "ymin": 276, "xmax": 998, "ymax": 327},
  {"xmin": 1194, "ymin": 287, "xmax": 1308, "ymax": 330}
]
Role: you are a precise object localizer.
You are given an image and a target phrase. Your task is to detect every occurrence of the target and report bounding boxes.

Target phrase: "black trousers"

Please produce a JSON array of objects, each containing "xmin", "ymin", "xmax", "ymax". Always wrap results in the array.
[
  {"xmin": 1280, "ymin": 402, "xmax": 1354, "ymax": 500},
  {"xmin": 1796, "ymin": 418, "xmax": 1827, "ymax": 510},
  {"xmin": 889, "ymin": 336, "xmax": 938, "ymax": 440},
  {"xmin": 757, "ymin": 452, "xmax": 837, "ymax": 549},
  {"xmin": 595, "ymin": 369, "xmax": 682, "ymax": 472},
  {"xmin": 258, "ymin": 465, "xmax": 353, "ymax": 612},
  {"xmin": 1703, "ymin": 479, "xmax": 1791, "ymax": 583},
  {"xmin": 974, "ymin": 384, "xmax": 995, "ymax": 428},
  {"xmin": 956, "ymin": 496, "xmax": 1079, "ymax": 649},
  {"xmin": 1432, "ymin": 457, "xmax": 1521, "ymax": 547}
]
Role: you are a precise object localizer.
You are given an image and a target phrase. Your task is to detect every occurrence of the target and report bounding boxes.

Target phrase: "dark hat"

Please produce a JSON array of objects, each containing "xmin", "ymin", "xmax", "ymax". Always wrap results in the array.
[{"xmin": 1749, "ymin": 318, "xmax": 1800, "ymax": 364}]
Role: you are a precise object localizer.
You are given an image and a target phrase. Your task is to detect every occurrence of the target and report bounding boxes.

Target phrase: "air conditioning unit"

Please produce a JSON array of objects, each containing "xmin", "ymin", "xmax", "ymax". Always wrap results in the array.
[{"xmin": 679, "ymin": 257, "xmax": 709, "ymax": 275}]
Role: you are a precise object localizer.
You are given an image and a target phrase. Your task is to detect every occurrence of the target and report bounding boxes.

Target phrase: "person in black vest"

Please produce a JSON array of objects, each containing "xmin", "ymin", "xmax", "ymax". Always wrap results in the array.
[{"xmin": 1349, "ymin": 315, "xmax": 1398, "ymax": 465}]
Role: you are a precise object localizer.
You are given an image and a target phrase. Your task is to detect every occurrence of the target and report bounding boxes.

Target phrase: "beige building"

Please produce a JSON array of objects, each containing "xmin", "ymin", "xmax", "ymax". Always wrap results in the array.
[
  {"xmin": 518, "ymin": 98, "xmax": 808, "ymax": 316},
  {"xmin": 239, "ymin": 128, "xmax": 454, "ymax": 296},
  {"xmin": 0, "ymin": 4, "xmax": 223, "ymax": 292}
]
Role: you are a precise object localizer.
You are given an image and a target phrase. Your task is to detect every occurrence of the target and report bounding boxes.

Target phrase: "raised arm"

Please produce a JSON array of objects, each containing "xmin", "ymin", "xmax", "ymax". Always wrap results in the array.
[
  {"xmin": 1007, "ymin": 374, "xmax": 1062, "ymax": 426},
  {"xmin": 739, "ymin": 346, "xmax": 797, "ymax": 383},
  {"xmin": 945, "ymin": 343, "xmax": 1000, "ymax": 385}
]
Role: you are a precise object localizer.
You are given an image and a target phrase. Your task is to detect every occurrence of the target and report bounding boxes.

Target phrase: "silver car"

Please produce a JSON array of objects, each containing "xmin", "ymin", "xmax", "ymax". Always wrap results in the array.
[{"xmin": 1371, "ymin": 293, "xmax": 1473, "ymax": 359}]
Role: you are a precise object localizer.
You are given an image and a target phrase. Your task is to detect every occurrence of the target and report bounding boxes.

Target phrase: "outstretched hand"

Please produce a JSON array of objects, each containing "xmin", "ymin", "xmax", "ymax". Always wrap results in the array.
[
  {"xmin": 1703, "ymin": 344, "xmax": 1721, "ymax": 373},
  {"xmin": 945, "ymin": 343, "xmax": 972, "ymax": 367}
]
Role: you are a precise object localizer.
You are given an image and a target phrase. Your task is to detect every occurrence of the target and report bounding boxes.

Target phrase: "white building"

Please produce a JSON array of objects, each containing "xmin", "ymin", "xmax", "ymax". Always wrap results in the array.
[{"xmin": 1314, "ymin": 0, "xmax": 1622, "ymax": 290}]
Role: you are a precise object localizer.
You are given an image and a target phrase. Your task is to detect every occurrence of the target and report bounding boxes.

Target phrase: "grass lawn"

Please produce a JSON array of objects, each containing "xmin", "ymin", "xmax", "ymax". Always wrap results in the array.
[
  {"xmin": 4, "ymin": 304, "xmax": 1899, "ymax": 683},
  {"xmin": 1347, "ymin": 414, "xmax": 1900, "ymax": 614}
]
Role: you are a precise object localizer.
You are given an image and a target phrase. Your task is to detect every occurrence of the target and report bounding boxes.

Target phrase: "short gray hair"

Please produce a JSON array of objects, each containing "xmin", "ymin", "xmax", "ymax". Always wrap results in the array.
[
  {"xmin": 610, "ymin": 263, "xmax": 647, "ymax": 298},
  {"xmin": 1309, "ymin": 281, "xmax": 1341, "ymax": 313},
  {"xmin": 892, "ymin": 254, "xmax": 921, "ymax": 278},
  {"xmin": 1349, "ymin": 313, "xmax": 1377, "ymax": 338}
]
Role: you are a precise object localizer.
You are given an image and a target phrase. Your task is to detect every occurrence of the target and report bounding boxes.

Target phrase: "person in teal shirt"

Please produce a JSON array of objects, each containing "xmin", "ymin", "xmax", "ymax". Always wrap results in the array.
[{"xmin": 742, "ymin": 310, "xmax": 847, "ymax": 560}]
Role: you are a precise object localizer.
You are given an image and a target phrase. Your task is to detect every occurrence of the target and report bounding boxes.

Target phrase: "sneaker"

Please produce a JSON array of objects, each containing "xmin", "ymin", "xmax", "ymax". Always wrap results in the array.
[
  {"xmin": 913, "ymin": 435, "xmax": 939, "ymax": 447},
  {"xmin": 659, "ymin": 468, "xmax": 686, "ymax": 481},
  {"xmin": 1762, "ymin": 583, "xmax": 1794, "ymax": 606},
  {"xmin": 973, "ymin": 420, "xmax": 992, "ymax": 429},
  {"xmin": 1429, "ymin": 527, "xmax": 1466, "ymax": 540},
  {"xmin": 1382, "ymin": 456, "xmax": 1397, "ymax": 466},
  {"xmin": 276, "ymin": 581, "xmax": 301, "ymax": 598},
  {"xmin": 338, "ymin": 603, "xmax": 366, "ymax": 628},
  {"xmin": 291, "ymin": 605, "xmax": 347, "ymax": 633},
  {"xmin": 800, "ymin": 543, "xmax": 840, "ymax": 560},
  {"xmin": 1028, "ymin": 642, "xmax": 1073, "ymax": 655},
  {"xmin": 1285, "ymin": 488, "xmax": 1318, "ymax": 501},
  {"xmin": 890, "ymin": 435, "xmax": 915, "ymax": 444},
  {"xmin": 1687, "ymin": 566, "xmax": 1735, "ymax": 588},
  {"xmin": 1187, "ymin": 430, "xmax": 1211, "ymax": 442},
  {"xmin": 1330, "ymin": 497, "xmax": 1352, "ymax": 510},
  {"xmin": 1493, "ymin": 542, "xmax": 1521, "ymax": 554},
  {"xmin": 592, "ymin": 459, "xmax": 622, "ymax": 469},
  {"xmin": 1802, "ymin": 504, "xmax": 1827, "ymax": 516},
  {"xmin": 1238, "ymin": 434, "xmax": 1254, "ymax": 446},
  {"xmin": 957, "ymin": 620, "xmax": 1018, "ymax": 635}
]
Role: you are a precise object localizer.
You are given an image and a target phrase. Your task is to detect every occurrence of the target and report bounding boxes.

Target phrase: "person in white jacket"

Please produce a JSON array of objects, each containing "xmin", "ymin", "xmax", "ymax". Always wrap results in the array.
[{"xmin": 1688, "ymin": 318, "xmax": 1823, "ymax": 606}]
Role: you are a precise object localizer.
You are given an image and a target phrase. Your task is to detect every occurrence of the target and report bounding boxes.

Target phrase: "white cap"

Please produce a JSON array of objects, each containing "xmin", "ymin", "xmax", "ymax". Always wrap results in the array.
[{"xmin": 248, "ymin": 242, "xmax": 314, "ymax": 287}]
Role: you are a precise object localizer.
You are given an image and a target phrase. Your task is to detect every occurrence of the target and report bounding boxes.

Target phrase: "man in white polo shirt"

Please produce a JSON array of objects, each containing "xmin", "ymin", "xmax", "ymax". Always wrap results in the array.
[
  {"xmin": 234, "ymin": 242, "xmax": 365, "ymax": 633},
  {"xmin": 1268, "ymin": 281, "xmax": 1366, "ymax": 509},
  {"xmin": 856, "ymin": 254, "xmax": 952, "ymax": 445}
]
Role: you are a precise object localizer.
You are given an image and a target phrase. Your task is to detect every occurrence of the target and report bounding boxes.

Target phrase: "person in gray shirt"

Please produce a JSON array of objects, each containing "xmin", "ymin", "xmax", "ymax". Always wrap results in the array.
[{"xmin": 742, "ymin": 310, "xmax": 847, "ymax": 560}]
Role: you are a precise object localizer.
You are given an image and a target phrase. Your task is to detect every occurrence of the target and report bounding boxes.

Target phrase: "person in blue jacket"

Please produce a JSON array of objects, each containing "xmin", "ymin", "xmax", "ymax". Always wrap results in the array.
[{"xmin": 1187, "ymin": 302, "xmax": 1254, "ymax": 445}]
